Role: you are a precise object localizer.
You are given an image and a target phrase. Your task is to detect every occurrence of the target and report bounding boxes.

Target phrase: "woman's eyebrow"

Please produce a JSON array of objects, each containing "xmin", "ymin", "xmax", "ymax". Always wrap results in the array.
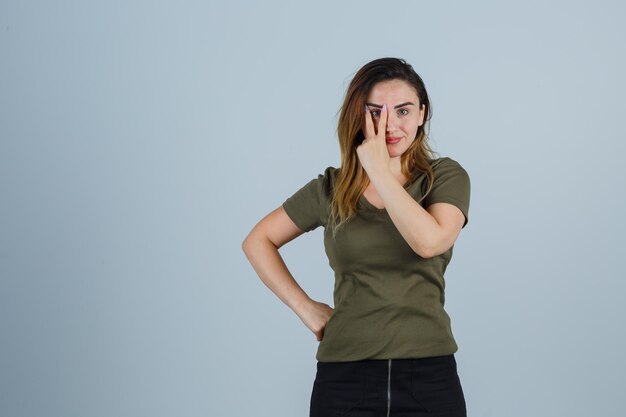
[{"xmin": 366, "ymin": 101, "xmax": 415, "ymax": 109}]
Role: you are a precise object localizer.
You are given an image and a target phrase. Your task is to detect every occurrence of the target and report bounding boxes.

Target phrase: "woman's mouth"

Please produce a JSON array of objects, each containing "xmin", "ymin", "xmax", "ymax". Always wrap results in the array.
[{"xmin": 386, "ymin": 136, "xmax": 402, "ymax": 144}]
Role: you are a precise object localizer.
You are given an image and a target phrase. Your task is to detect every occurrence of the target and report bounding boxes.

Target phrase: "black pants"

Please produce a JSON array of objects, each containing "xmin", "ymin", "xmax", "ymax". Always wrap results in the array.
[{"xmin": 310, "ymin": 354, "xmax": 466, "ymax": 417}]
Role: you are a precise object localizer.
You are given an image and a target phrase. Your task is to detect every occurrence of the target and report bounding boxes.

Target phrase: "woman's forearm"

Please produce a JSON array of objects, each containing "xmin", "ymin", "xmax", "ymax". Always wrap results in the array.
[
  {"xmin": 369, "ymin": 168, "xmax": 442, "ymax": 257},
  {"xmin": 242, "ymin": 235, "xmax": 312, "ymax": 315}
]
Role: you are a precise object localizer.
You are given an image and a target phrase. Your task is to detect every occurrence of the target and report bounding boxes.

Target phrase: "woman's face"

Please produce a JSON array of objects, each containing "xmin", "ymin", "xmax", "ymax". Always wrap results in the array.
[{"xmin": 365, "ymin": 79, "xmax": 426, "ymax": 158}]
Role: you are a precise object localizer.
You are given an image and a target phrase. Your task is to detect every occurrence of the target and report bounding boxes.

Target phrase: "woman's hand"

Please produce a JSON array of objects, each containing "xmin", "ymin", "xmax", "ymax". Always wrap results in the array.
[
  {"xmin": 356, "ymin": 103, "xmax": 391, "ymax": 178},
  {"xmin": 294, "ymin": 298, "xmax": 334, "ymax": 341}
]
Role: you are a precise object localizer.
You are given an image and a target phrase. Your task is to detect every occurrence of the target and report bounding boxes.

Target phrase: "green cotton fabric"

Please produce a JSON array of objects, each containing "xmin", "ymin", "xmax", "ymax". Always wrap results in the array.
[{"xmin": 281, "ymin": 157, "xmax": 471, "ymax": 362}]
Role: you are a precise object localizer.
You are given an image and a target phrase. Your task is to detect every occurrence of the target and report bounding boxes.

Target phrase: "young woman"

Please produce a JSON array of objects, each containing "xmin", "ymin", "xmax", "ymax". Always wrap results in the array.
[{"xmin": 242, "ymin": 57, "xmax": 471, "ymax": 417}]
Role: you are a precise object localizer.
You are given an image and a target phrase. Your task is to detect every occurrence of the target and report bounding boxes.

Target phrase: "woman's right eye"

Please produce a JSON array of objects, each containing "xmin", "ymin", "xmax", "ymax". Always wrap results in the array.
[{"xmin": 370, "ymin": 110, "xmax": 380, "ymax": 117}]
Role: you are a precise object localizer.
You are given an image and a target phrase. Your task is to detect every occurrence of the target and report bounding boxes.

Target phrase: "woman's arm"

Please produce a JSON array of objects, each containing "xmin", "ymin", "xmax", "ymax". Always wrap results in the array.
[
  {"xmin": 368, "ymin": 170, "xmax": 465, "ymax": 258},
  {"xmin": 241, "ymin": 206, "xmax": 334, "ymax": 341}
]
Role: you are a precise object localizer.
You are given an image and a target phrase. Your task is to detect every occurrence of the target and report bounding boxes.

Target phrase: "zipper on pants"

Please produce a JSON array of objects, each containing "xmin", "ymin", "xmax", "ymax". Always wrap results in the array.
[{"xmin": 386, "ymin": 359, "xmax": 392, "ymax": 417}]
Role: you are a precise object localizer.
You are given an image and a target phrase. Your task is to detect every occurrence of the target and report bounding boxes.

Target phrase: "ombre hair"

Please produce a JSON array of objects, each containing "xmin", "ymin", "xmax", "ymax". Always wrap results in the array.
[{"xmin": 328, "ymin": 57, "xmax": 438, "ymax": 238}]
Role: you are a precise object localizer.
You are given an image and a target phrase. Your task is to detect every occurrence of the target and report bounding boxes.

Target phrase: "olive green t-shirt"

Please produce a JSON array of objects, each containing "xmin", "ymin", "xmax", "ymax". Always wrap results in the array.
[{"xmin": 282, "ymin": 156, "xmax": 471, "ymax": 362}]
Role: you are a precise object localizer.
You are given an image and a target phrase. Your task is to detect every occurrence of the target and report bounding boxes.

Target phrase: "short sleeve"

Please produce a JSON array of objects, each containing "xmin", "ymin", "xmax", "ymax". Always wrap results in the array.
[
  {"xmin": 281, "ymin": 167, "xmax": 334, "ymax": 233},
  {"xmin": 422, "ymin": 157, "xmax": 471, "ymax": 228}
]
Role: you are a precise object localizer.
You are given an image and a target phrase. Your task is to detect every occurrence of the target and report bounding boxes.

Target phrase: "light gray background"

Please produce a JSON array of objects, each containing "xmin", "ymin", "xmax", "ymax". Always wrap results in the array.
[{"xmin": 1, "ymin": 1, "xmax": 625, "ymax": 416}]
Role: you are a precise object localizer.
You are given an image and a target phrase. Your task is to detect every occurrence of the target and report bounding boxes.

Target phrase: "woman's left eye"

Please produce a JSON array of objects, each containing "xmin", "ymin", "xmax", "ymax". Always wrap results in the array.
[{"xmin": 398, "ymin": 108, "xmax": 409, "ymax": 116}]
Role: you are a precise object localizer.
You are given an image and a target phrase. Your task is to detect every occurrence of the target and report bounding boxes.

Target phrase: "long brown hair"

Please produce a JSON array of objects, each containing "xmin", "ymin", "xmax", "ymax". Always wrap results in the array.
[{"xmin": 328, "ymin": 57, "xmax": 438, "ymax": 238}]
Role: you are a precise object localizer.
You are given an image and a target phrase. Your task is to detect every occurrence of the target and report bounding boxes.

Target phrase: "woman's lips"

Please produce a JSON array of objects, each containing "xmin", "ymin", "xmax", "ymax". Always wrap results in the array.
[{"xmin": 386, "ymin": 136, "xmax": 402, "ymax": 144}]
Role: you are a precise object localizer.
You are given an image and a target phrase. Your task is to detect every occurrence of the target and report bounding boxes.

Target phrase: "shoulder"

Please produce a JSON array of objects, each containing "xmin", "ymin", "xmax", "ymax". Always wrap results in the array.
[
  {"xmin": 281, "ymin": 166, "xmax": 338, "ymax": 232},
  {"xmin": 422, "ymin": 156, "xmax": 471, "ymax": 228},
  {"xmin": 321, "ymin": 165, "xmax": 339, "ymax": 178},
  {"xmin": 429, "ymin": 156, "xmax": 469, "ymax": 178},
  {"xmin": 316, "ymin": 166, "xmax": 340, "ymax": 189},
  {"xmin": 289, "ymin": 166, "xmax": 338, "ymax": 201},
  {"xmin": 430, "ymin": 156, "xmax": 466, "ymax": 170}
]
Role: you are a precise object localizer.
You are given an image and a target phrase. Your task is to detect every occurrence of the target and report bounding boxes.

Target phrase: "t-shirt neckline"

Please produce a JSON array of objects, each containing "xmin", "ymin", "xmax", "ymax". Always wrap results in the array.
[
  {"xmin": 358, "ymin": 175, "xmax": 419, "ymax": 213},
  {"xmin": 359, "ymin": 195, "xmax": 387, "ymax": 212}
]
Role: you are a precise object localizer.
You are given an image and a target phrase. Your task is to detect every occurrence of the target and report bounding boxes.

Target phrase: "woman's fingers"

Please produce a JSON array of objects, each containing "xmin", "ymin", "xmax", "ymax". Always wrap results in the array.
[
  {"xmin": 298, "ymin": 300, "xmax": 334, "ymax": 341},
  {"xmin": 377, "ymin": 103, "xmax": 387, "ymax": 139},
  {"xmin": 364, "ymin": 103, "xmax": 387, "ymax": 139}
]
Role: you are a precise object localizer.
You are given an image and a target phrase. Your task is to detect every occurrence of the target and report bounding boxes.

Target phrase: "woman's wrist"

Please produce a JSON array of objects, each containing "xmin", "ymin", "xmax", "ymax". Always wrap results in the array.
[{"xmin": 289, "ymin": 292, "xmax": 313, "ymax": 316}]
